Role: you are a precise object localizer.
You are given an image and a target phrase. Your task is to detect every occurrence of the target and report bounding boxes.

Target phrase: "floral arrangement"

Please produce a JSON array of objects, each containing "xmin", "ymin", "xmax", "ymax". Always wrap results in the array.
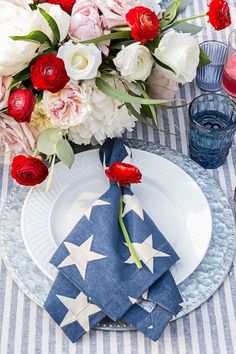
[{"xmin": 0, "ymin": 0, "xmax": 231, "ymax": 188}]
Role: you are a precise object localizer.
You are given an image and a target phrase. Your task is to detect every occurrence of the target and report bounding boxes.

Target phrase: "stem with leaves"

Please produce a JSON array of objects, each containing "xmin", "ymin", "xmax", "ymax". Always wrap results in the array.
[{"xmin": 162, "ymin": 13, "xmax": 206, "ymax": 32}]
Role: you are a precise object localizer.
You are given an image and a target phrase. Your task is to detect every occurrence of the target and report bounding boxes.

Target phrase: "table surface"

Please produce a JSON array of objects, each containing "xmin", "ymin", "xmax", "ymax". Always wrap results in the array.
[{"xmin": 1, "ymin": 1, "xmax": 236, "ymax": 354}]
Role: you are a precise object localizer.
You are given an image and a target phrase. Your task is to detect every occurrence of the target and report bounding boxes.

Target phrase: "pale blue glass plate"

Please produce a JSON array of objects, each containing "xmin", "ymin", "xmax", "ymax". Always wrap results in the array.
[{"xmin": 0, "ymin": 140, "xmax": 235, "ymax": 330}]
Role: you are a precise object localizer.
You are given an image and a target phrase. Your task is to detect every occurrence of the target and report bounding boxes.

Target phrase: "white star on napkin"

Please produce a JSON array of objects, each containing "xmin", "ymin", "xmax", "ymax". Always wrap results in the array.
[
  {"xmin": 57, "ymin": 293, "xmax": 101, "ymax": 331},
  {"xmin": 122, "ymin": 194, "xmax": 144, "ymax": 220},
  {"xmin": 58, "ymin": 235, "xmax": 106, "ymax": 279},
  {"xmin": 125, "ymin": 235, "xmax": 170, "ymax": 272}
]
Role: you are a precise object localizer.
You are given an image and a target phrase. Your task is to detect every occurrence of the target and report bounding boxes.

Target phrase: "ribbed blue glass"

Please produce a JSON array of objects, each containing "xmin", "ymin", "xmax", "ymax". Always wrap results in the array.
[
  {"xmin": 196, "ymin": 41, "xmax": 227, "ymax": 92},
  {"xmin": 189, "ymin": 94, "xmax": 236, "ymax": 169}
]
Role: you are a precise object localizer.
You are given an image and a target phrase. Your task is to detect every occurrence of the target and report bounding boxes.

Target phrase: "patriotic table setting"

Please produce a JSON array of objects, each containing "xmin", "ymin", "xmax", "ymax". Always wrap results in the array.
[{"xmin": 0, "ymin": 0, "xmax": 236, "ymax": 353}]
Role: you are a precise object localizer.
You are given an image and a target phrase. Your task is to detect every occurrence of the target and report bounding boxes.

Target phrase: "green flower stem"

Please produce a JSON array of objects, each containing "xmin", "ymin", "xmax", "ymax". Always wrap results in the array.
[
  {"xmin": 119, "ymin": 196, "xmax": 142, "ymax": 269},
  {"xmin": 162, "ymin": 14, "xmax": 206, "ymax": 32}
]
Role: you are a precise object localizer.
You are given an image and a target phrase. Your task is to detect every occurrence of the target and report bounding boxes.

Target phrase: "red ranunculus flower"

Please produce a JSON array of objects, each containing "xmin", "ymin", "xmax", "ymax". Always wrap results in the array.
[
  {"xmin": 8, "ymin": 89, "xmax": 35, "ymax": 123},
  {"xmin": 46, "ymin": 0, "xmax": 76, "ymax": 13},
  {"xmin": 30, "ymin": 54, "xmax": 70, "ymax": 93},
  {"xmin": 207, "ymin": 0, "xmax": 231, "ymax": 30},
  {"xmin": 11, "ymin": 155, "xmax": 49, "ymax": 186},
  {"xmin": 105, "ymin": 162, "xmax": 142, "ymax": 185},
  {"xmin": 126, "ymin": 6, "xmax": 159, "ymax": 44}
]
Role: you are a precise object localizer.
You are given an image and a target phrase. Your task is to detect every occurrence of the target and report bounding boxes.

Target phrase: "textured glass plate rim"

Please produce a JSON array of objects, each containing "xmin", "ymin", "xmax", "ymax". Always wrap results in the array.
[{"xmin": 0, "ymin": 139, "xmax": 236, "ymax": 332}]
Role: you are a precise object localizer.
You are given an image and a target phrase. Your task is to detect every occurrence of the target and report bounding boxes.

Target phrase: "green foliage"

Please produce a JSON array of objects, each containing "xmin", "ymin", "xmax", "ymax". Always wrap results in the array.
[
  {"xmin": 96, "ymin": 78, "xmax": 170, "ymax": 106},
  {"xmin": 11, "ymin": 30, "xmax": 52, "ymax": 45},
  {"xmin": 56, "ymin": 139, "xmax": 75, "ymax": 168},
  {"xmin": 160, "ymin": 0, "xmax": 180, "ymax": 28},
  {"xmin": 37, "ymin": 128, "xmax": 62, "ymax": 155},
  {"xmin": 199, "ymin": 47, "xmax": 211, "ymax": 68},
  {"xmin": 172, "ymin": 23, "xmax": 202, "ymax": 35},
  {"xmin": 38, "ymin": 7, "xmax": 60, "ymax": 43}
]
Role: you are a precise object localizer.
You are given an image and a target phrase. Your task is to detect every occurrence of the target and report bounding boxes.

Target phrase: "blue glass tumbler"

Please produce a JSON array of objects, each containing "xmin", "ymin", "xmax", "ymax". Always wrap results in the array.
[
  {"xmin": 196, "ymin": 40, "xmax": 227, "ymax": 92},
  {"xmin": 189, "ymin": 94, "xmax": 236, "ymax": 169}
]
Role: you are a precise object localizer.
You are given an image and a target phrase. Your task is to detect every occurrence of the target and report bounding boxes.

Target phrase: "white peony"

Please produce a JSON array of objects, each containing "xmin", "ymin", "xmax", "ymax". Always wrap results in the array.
[
  {"xmin": 0, "ymin": 1, "xmax": 70, "ymax": 76},
  {"xmin": 3, "ymin": 0, "xmax": 33, "ymax": 8},
  {"xmin": 114, "ymin": 42, "xmax": 153, "ymax": 82},
  {"xmin": 68, "ymin": 78, "xmax": 138, "ymax": 145},
  {"xmin": 0, "ymin": 1, "xmax": 43, "ymax": 75},
  {"xmin": 58, "ymin": 41, "xmax": 102, "ymax": 80},
  {"xmin": 37, "ymin": 3, "xmax": 70, "ymax": 42},
  {"xmin": 94, "ymin": 0, "xmax": 161, "ymax": 27},
  {"xmin": 154, "ymin": 30, "xmax": 200, "ymax": 84}
]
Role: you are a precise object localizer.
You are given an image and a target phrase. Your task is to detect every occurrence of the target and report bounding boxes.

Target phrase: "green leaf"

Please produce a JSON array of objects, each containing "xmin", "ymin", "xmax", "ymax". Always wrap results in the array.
[
  {"xmin": 152, "ymin": 55, "xmax": 176, "ymax": 74},
  {"xmin": 133, "ymin": 82, "xmax": 157, "ymax": 124},
  {"xmin": 56, "ymin": 139, "xmax": 75, "ymax": 168},
  {"xmin": 198, "ymin": 47, "xmax": 211, "ymax": 68},
  {"xmin": 172, "ymin": 22, "xmax": 202, "ymax": 35},
  {"xmin": 45, "ymin": 154, "xmax": 56, "ymax": 192},
  {"xmin": 126, "ymin": 103, "xmax": 158, "ymax": 129},
  {"xmin": 11, "ymin": 30, "xmax": 52, "ymax": 45},
  {"xmin": 146, "ymin": 36, "xmax": 161, "ymax": 53},
  {"xmin": 9, "ymin": 67, "xmax": 31, "ymax": 88},
  {"xmin": 80, "ymin": 31, "xmax": 131, "ymax": 44},
  {"xmin": 176, "ymin": 0, "xmax": 191, "ymax": 16},
  {"xmin": 96, "ymin": 78, "xmax": 171, "ymax": 106},
  {"xmin": 38, "ymin": 7, "xmax": 60, "ymax": 43},
  {"xmin": 37, "ymin": 128, "xmax": 62, "ymax": 155},
  {"xmin": 160, "ymin": 0, "xmax": 180, "ymax": 28}
]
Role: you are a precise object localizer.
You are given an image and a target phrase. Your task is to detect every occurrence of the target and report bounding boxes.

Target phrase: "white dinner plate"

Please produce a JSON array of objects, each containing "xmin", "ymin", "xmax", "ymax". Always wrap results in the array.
[{"xmin": 21, "ymin": 149, "xmax": 212, "ymax": 285}]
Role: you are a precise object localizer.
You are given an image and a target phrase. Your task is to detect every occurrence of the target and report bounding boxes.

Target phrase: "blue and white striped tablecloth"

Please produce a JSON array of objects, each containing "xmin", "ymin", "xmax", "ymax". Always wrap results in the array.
[{"xmin": 1, "ymin": 1, "xmax": 236, "ymax": 353}]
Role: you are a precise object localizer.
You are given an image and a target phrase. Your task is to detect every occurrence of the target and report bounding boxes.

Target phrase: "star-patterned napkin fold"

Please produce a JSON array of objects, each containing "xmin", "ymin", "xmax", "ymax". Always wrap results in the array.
[{"xmin": 45, "ymin": 138, "xmax": 183, "ymax": 342}]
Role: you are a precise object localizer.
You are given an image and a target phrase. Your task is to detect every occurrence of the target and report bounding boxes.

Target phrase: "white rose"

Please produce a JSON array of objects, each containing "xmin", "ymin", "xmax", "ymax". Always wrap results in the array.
[
  {"xmin": 38, "ymin": 4, "xmax": 70, "ymax": 42},
  {"xmin": 154, "ymin": 30, "xmax": 200, "ymax": 84},
  {"xmin": 58, "ymin": 41, "xmax": 102, "ymax": 80},
  {"xmin": 114, "ymin": 42, "xmax": 153, "ymax": 82},
  {"xmin": 0, "ymin": 1, "xmax": 43, "ymax": 76}
]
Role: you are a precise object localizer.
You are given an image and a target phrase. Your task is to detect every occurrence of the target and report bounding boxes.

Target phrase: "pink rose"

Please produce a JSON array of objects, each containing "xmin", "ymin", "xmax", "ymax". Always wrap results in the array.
[
  {"xmin": 69, "ymin": 0, "xmax": 110, "ymax": 55},
  {"xmin": 0, "ymin": 113, "xmax": 36, "ymax": 154},
  {"xmin": 147, "ymin": 66, "xmax": 179, "ymax": 100},
  {"xmin": 42, "ymin": 81, "xmax": 89, "ymax": 129},
  {"xmin": 0, "ymin": 76, "xmax": 12, "ymax": 110}
]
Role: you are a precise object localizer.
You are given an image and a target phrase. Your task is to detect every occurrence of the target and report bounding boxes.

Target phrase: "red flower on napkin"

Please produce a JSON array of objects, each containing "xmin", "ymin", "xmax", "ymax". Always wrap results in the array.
[
  {"xmin": 11, "ymin": 155, "xmax": 48, "ymax": 186},
  {"xmin": 46, "ymin": 0, "xmax": 76, "ymax": 13},
  {"xmin": 207, "ymin": 0, "xmax": 231, "ymax": 30},
  {"xmin": 126, "ymin": 6, "xmax": 159, "ymax": 44},
  {"xmin": 105, "ymin": 162, "xmax": 142, "ymax": 185},
  {"xmin": 8, "ymin": 89, "xmax": 35, "ymax": 123},
  {"xmin": 30, "ymin": 54, "xmax": 69, "ymax": 93}
]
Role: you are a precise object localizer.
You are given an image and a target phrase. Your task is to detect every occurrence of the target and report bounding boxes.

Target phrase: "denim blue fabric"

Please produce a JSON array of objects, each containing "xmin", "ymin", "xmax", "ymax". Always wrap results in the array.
[{"xmin": 44, "ymin": 138, "xmax": 182, "ymax": 342}]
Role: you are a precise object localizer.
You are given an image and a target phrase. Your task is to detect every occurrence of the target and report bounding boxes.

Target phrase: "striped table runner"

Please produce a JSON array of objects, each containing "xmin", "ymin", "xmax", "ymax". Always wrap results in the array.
[{"xmin": 1, "ymin": 1, "xmax": 236, "ymax": 353}]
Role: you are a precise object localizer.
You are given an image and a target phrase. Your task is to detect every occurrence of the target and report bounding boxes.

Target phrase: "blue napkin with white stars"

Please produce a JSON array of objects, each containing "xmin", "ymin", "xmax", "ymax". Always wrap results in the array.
[{"xmin": 44, "ymin": 138, "xmax": 183, "ymax": 342}]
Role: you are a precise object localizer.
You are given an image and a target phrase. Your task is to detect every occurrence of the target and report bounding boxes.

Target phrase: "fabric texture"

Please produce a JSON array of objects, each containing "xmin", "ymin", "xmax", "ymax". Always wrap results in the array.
[{"xmin": 45, "ymin": 138, "xmax": 182, "ymax": 342}]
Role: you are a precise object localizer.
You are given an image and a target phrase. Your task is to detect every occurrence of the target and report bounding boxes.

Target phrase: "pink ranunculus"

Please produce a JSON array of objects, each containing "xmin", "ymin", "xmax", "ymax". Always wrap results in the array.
[
  {"xmin": 94, "ymin": 0, "xmax": 161, "ymax": 28},
  {"xmin": 147, "ymin": 66, "xmax": 179, "ymax": 100},
  {"xmin": 0, "ymin": 76, "xmax": 12, "ymax": 110},
  {"xmin": 0, "ymin": 113, "xmax": 36, "ymax": 154},
  {"xmin": 69, "ymin": 0, "xmax": 110, "ymax": 55}
]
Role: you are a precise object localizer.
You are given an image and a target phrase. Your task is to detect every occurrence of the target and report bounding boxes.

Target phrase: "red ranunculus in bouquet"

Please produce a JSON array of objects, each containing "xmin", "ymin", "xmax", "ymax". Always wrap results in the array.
[{"xmin": 0, "ymin": 0, "xmax": 231, "ymax": 187}]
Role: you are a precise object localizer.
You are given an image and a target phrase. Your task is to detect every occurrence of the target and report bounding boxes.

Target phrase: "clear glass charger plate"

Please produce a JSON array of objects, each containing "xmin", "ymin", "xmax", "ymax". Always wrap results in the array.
[{"xmin": 1, "ymin": 139, "xmax": 236, "ymax": 331}]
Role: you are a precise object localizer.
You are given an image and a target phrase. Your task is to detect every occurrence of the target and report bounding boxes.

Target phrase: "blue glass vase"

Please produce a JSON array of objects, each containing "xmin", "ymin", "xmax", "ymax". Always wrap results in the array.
[
  {"xmin": 196, "ymin": 40, "xmax": 227, "ymax": 92},
  {"xmin": 189, "ymin": 94, "xmax": 236, "ymax": 169}
]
